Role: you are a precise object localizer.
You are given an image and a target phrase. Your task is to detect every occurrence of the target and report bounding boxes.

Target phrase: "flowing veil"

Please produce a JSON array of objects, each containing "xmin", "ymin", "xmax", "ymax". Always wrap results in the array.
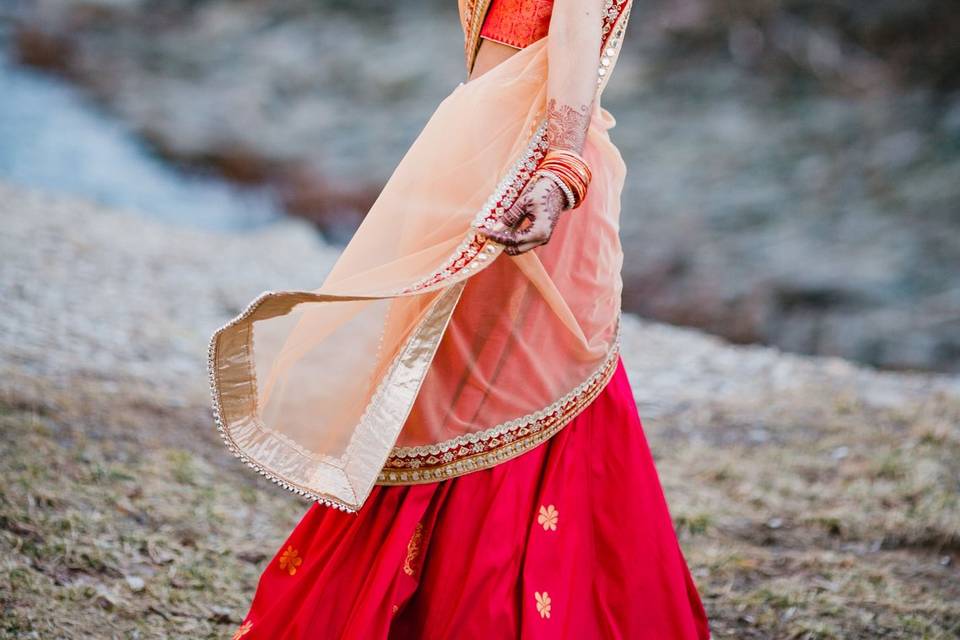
[{"xmin": 208, "ymin": 0, "xmax": 634, "ymax": 512}]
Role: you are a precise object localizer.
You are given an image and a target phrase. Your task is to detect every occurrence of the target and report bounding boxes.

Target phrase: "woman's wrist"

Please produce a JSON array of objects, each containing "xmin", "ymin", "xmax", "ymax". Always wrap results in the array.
[
  {"xmin": 535, "ymin": 148, "xmax": 592, "ymax": 209},
  {"xmin": 534, "ymin": 169, "xmax": 576, "ymax": 210}
]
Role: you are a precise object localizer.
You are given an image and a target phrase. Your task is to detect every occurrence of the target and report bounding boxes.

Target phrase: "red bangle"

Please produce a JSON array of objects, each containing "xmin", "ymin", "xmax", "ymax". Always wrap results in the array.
[{"xmin": 537, "ymin": 149, "xmax": 591, "ymax": 208}]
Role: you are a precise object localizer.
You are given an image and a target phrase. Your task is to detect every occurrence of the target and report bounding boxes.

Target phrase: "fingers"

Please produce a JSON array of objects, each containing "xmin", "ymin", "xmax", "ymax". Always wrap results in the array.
[
  {"xmin": 502, "ymin": 227, "xmax": 550, "ymax": 255},
  {"xmin": 483, "ymin": 188, "xmax": 553, "ymax": 253},
  {"xmin": 489, "ymin": 231, "xmax": 547, "ymax": 254},
  {"xmin": 482, "ymin": 226, "xmax": 522, "ymax": 247},
  {"xmin": 485, "ymin": 219, "xmax": 510, "ymax": 235},
  {"xmin": 504, "ymin": 238, "xmax": 548, "ymax": 256},
  {"xmin": 482, "ymin": 194, "xmax": 531, "ymax": 245},
  {"xmin": 486, "ymin": 222, "xmax": 541, "ymax": 249},
  {"xmin": 500, "ymin": 197, "xmax": 528, "ymax": 228}
]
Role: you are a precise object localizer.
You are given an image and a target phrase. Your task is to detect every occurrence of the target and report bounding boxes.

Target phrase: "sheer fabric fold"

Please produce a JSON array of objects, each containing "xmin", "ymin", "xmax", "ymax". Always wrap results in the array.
[{"xmin": 208, "ymin": 0, "xmax": 634, "ymax": 512}]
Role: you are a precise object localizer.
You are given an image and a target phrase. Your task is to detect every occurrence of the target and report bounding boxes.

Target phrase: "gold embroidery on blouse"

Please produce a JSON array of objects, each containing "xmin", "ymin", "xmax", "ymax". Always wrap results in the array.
[
  {"xmin": 460, "ymin": 0, "xmax": 633, "ymax": 78},
  {"xmin": 537, "ymin": 504, "xmax": 558, "ymax": 531},
  {"xmin": 535, "ymin": 591, "xmax": 552, "ymax": 619},
  {"xmin": 232, "ymin": 621, "xmax": 253, "ymax": 640},
  {"xmin": 278, "ymin": 545, "xmax": 302, "ymax": 576},
  {"xmin": 403, "ymin": 522, "xmax": 424, "ymax": 576}
]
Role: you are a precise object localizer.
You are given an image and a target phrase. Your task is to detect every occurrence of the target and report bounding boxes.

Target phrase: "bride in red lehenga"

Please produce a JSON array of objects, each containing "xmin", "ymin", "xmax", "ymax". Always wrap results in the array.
[{"xmin": 208, "ymin": 0, "xmax": 711, "ymax": 637}]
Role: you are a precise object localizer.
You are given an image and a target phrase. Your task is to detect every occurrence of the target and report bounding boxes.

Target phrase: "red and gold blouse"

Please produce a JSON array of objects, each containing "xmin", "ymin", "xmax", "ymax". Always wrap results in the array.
[{"xmin": 479, "ymin": 0, "xmax": 554, "ymax": 50}]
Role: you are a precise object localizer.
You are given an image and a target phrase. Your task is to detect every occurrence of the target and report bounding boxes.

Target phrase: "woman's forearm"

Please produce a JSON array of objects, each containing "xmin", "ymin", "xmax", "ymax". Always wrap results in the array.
[
  {"xmin": 481, "ymin": 0, "xmax": 607, "ymax": 253},
  {"xmin": 545, "ymin": 0, "xmax": 604, "ymax": 153}
]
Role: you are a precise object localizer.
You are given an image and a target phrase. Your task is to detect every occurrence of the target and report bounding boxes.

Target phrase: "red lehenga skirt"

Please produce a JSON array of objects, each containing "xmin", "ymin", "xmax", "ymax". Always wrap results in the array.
[{"xmin": 233, "ymin": 358, "xmax": 710, "ymax": 639}]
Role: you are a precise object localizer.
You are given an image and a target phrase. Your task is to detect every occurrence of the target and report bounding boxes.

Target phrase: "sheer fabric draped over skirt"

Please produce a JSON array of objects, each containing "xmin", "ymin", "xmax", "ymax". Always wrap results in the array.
[{"xmin": 208, "ymin": 33, "xmax": 627, "ymax": 511}]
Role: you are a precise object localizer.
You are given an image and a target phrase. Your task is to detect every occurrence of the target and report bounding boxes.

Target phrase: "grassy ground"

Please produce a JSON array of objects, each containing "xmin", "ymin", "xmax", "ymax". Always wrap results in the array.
[
  {"xmin": 0, "ymin": 375, "xmax": 303, "ymax": 639},
  {"xmin": 1, "ymin": 364, "xmax": 957, "ymax": 638},
  {"xmin": 658, "ymin": 380, "xmax": 960, "ymax": 638}
]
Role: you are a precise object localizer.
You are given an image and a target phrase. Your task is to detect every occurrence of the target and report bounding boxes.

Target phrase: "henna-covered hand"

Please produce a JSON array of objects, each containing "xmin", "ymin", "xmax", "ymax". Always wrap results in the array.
[
  {"xmin": 481, "ymin": 98, "xmax": 591, "ymax": 255},
  {"xmin": 481, "ymin": 175, "xmax": 568, "ymax": 256}
]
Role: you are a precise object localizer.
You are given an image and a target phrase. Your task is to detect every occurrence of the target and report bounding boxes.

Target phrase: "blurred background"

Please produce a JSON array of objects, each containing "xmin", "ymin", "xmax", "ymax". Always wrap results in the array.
[
  {"xmin": 1, "ymin": 1, "xmax": 958, "ymax": 638},
  {"xmin": 5, "ymin": 0, "xmax": 959, "ymax": 372}
]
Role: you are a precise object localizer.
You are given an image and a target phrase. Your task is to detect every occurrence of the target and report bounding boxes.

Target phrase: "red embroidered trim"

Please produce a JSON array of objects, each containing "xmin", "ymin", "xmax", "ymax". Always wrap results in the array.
[
  {"xmin": 479, "ymin": 34, "xmax": 525, "ymax": 50},
  {"xmin": 377, "ymin": 337, "xmax": 620, "ymax": 485},
  {"xmin": 479, "ymin": 0, "xmax": 553, "ymax": 51}
]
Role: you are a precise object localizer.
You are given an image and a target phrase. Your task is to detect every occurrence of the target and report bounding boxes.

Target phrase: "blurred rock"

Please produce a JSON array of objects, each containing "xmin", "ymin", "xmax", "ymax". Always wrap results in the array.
[
  {"xmin": 0, "ymin": 182, "xmax": 336, "ymax": 402},
  {"xmin": 13, "ymin": 26, "xmax": 73, "ymax": 72}
]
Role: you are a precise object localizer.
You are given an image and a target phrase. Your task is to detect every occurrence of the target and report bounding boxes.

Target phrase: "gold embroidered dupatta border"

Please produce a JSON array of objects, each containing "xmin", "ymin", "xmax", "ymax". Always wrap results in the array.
[
  {"xmin": 209, "ymin": 284, "xmax": 466, "ymax": 512},
  {"xmin": 207, "ymin": 121, "xmax": 553, "ymax": 512},
  {"xmin": 208, "ymin": 0, "xmax": 634, "ymax": 513},
  {"xmin": 460, "ymin": 0, "xmax": 493, "ymax": 77},
  {"xmin": 379, "ymin": 321, "xmax": 621, "ymax": 484}
]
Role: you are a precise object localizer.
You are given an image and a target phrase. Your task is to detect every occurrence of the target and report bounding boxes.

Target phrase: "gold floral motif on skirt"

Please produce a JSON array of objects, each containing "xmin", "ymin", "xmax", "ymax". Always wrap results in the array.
[
  {"xmin": 537, "ymin": 504, "xmax": 559, "ymax": 531},
  {"xmin": 535, "ymin": 591, "xmax": 552, "ymax": 619},
  {"xmin": 278, "ymin": 545, "xmax": 302, "ymax": 576},
  {"xmin": 403, "ymin": 522, "xmax": 424, "ymax": 576}
]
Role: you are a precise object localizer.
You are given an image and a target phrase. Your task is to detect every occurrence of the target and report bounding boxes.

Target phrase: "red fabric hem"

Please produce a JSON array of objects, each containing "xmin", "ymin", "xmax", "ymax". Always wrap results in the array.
[
  {"xmin": 479, "ymin": 34, "xmax": 525, "ymax": 50},
  {"xmin": 478, "ymin": 0, "xmax": 554, "ymax": 51}
]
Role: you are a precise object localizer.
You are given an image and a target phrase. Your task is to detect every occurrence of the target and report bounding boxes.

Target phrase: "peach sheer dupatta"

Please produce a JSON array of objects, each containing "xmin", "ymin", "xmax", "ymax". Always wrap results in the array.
[{"xmin": 208, "ymin": 0, "xmax": 634, "ymax": 512}]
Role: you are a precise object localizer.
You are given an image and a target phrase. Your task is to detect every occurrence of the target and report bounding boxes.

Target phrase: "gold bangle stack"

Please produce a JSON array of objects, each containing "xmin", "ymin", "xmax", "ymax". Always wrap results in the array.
[{"xmin": 536, "ymin": 148, "xmax": 592, "ymax": 209}]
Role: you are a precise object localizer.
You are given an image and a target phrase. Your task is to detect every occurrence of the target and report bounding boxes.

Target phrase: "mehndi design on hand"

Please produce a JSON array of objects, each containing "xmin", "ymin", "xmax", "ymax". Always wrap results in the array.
[
  {"xmin": 545, "ymin": 98, "xmax": 591, "ymax": 153},
  {"xmin": 482, "ymin": 94, "xmax": 594, "ymax": 255},
  {"xmin": 483, "ymin": 174, "xmax": 567, "ymax": 255}
]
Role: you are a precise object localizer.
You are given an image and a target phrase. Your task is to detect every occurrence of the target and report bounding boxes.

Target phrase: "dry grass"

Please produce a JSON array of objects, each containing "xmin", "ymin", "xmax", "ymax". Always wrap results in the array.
[
  {"xmin": 0, "ymin": 369, "xmax": 957, "ymax": 638},
  {"xmin": 654, "ymin": 381, "xmax": 960, "ymax": 638},
  {"xmin": 0, "ymin": 378, "xmax": 303, "ymax": 639}
]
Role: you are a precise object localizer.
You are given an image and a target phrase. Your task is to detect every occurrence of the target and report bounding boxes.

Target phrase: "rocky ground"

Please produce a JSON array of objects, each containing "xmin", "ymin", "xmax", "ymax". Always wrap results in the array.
[
  {"xmin": 8, "ymin": 0, "xmax": 960, "ymax": 372},
  {"xmin": 1, "ymin": 182, "xmax": 958, "ymax": 638}
]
